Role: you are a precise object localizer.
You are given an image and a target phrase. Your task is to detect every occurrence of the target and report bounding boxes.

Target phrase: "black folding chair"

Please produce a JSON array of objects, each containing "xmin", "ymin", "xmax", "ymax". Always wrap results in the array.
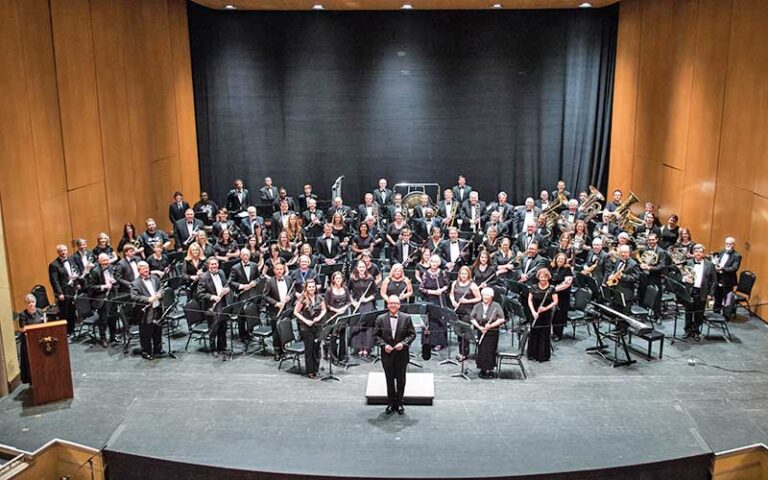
[
  {"xmin": 497, "ymin": 329, "xmax": 529, "ymax": 379},
  {"xmin": 277, "ymin": 317, "xmax": 305, "ymax": 373}
]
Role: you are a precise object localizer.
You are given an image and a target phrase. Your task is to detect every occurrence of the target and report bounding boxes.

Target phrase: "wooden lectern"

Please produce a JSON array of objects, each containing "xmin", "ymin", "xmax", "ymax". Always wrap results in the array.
[{"xmin": 24, "ymin": 320, "xmax": 74, "ymax": 405}]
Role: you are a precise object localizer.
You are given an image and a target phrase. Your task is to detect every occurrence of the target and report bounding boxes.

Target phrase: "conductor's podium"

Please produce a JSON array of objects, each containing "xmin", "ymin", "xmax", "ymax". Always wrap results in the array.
[
  {"xmin": 24, "ymin": 320, "xmax": 74, "ymax": 405},
  {"xmin": 365, "ymin": 372, "xmax": 434, "ymax": 405}
]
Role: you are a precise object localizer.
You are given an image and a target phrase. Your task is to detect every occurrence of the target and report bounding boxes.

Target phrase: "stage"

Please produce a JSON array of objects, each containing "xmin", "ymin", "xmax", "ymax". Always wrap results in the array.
[{"xmin": 2, "ymin": 311, "xmax": 767, "ymax": 479}]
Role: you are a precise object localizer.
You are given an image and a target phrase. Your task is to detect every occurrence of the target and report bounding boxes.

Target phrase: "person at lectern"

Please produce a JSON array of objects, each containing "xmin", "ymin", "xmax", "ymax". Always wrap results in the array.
[
  {"xmin": 18, "ymin": 294, "xmax": 45, "ymax": 384},
  {"xmin": 373, "ymin": 295, "xmax": 416, "ymax": 416}
]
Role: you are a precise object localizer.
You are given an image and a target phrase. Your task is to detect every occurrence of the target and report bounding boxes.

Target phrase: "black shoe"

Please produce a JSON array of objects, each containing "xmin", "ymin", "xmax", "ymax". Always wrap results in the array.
[
  {"xmin": 109, "ymin": 336, "xmax": 118, "ymax": 345},
  {"xmin": 99, "ymin": 339, "xmax": 108, "ymax": 348},
  {"xmin": 396, "ymin": 405, "xmax": 405, "ymax": 415},
  {"xmin": 694, "ymin": 334, "xmax": 701, "ymax": 342},
  {"xmin": 385, "ymin": 405, "xmax": 395, "ymax": 416},
  {"xmin": 154, "ymin": 350, "xmax": 165, "ymax": 356},
  {"xmin": 683, "ymin": 332, "xmax": 693, "ymax": 339},
  {"xmin": 141, "ymin": 352, "xmax": 153, "ymax": 360}
]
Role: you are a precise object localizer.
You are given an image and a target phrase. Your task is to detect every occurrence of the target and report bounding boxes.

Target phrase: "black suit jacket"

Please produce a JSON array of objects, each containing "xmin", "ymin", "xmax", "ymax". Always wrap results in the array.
[
  {"xmin": 437, "ymin": 200, "xmax": 460, "ymax": 222},
  {"xmin": 439, "ymin": 239, "xmax": 470, "ymax": 267},
  {"xmin": 226, "ymin": 189, "xmax": 250, "ymax": 214},
  {"xmin": 114, "ymin": 258, "xmax": 139, "ymax": 294},
  {"xmin": 372, "ymin": 188, "xmax": 393, "ymax": 206},
  {"xmin": 315, "ymin": 235, "xmax": 342, "ymax": 260},
  {"xmin": 272, "ymin": 196, "xmax": 297, "ymax": 212},
  {"xmin": 459, "ymin": 201, "xmax": 486, "ymax": 225},
  {"xmin": 607, "ymin": 257, "xmax": 640, "ymax": 304},
  {"xmin": 451, "ymin": 185, "xmax": 473, "ymax": 205},
  {"xmin": 486, "ymin": 202, "xmax": 514, "ymax": 223},
  {"xmin": 49, "ymin": 257, "xmax": 80, "ymax": 296},
  {"xmin": 240, "ymin": 217, "xmax": 263, "ymax": 237},
  {"xmin": 197, "ymin": 271, "xmax": 229, "ymax": 311},
  {"xmin": 259, "ymin": 186, "xmax": 279, "ymax": 203},
  {"xmin": 264, "ymin": 276, "xmax": 295, "ymax": 314},
  {"xmin": 714, "ymin": 249, "xmax": 742, "ymax": 288},
  {"xmin": 297, "ymin": 193, "xmax": 318, "ymax": 213},
  {"xmin": 517, "ymin": 255, "xmax": 548, "ymax": 282},
  {"xmin": 271, "ymin": 211, "xmax": 292, "ymax": 238},
  {"xmin": 685, "ymin": 259, "xmax": 717, "ymax": 301},
  {"xmin": 514, "ymin": 232, "xmax": 544, "ymax": 254},
  {"xmin": 583, "ymin": 250, "xmax": 610, "ymax": 284},
  {"xmin": 168, "ymin": 201, "xmax": 190, "ymax": 225},
  {"xmin": 391, "ymin": 240, "xmax": 419, "ymax": 264},
  {"xmin": 302, "ymin": 209, "xmax": 325, "ymax": 237},
  {"xmin": 173, "ymin": 218, "xmax": 204, "ymax": 249},
  {"xmin": 130, "ymin": 275, "xmax": 162, "ymax": 324},
  {"xmin": 372, "ymin": 312, "xmax": 416, "ymax": 351},
  {"xmin": 85, "ymin": 265, "xmax": 115, "ymax": 309},
  {"xmin": 72, "ymin": 250, "xmax": 95, "ymax": 274},
  {"xmin": 514, "ymin": 207, "xmax": 542, "ymax": 236},
  {"xmin": 228, "ymin": 261, "xmax": 262, "ymax": 301}
]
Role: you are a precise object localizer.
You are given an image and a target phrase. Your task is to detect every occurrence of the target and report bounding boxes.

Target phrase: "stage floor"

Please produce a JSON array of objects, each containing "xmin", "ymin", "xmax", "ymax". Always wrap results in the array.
[{"xmin": 2, "ymin": 310, "xmax": 767, "ymax": 478}]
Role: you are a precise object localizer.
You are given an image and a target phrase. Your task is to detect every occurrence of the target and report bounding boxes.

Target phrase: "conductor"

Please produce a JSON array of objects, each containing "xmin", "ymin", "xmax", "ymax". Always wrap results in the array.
[{"xmin": 373, "ymin": 295, "xmax": 416, "ymax": 416}]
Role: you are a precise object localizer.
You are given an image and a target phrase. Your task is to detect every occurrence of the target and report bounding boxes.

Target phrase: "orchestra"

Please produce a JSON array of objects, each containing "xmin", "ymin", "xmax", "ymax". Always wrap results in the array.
[{"xmin": 39, "ymin": 175, "xmax": 746, "ymax": 374}]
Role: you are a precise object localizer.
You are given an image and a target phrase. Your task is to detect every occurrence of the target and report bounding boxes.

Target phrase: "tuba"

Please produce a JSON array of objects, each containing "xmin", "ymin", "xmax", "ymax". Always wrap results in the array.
[
  {"xmin": 541, "ymin": 192, "xmax": 566, "ymax": 229},
  {"xmin": 620, "ymin": 212, "xmax": 644, "ymax": 235},
  {"xmin": 579, "ymin": 186, "xmax": 605, "ymax": 223},
  {"xmin": 615, "ymin": 191, "xmax": 640, "ymax": 218}
]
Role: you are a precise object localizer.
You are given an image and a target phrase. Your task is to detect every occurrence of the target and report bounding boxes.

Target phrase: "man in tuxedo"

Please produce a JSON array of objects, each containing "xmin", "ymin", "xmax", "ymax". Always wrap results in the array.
[
  {"xmin": 297, "ymin": 183, "xmax": 317, "ymax": 213},
  {"xmin": 198, "ymin": 258, "xmax": 231, "ymax": 358},
  {"xmin": 411, "ymin": 194, "xmax": 432, "ymax": 220},
  {"xmin": 387, "ymin": 193, "xmax": 407, "ymax": 223},
  {"xmin": 452, "ymin": 175, "xmax": 472, "ymax": 205},
  {"xmin": 557, "ymin": 199, "xmax": 583, "ymax": 235},
  {"xmin": 48, "ymin": 244, "xmax": 80, "ymax": 334},
  {"xmin": 228, "ymin": 248, "xmax": 262, "ymax": 341},
  {"xmin": 440, "ymin": 227, "xmax": 469, "ymax": 273},
  {"xmin": 514, "ymin": 198, "xmax": 540, "ymax": 238},
  {"xmin": 534, "ymin": 214, "xmax": 552, "ymax": 252},
  {"xmin": 604, "ymin": 245, "xmax": 640, "ymax": 313},
  {"xmin": 173, "ymin": 208, "xmax": 204, "ymax": 251},
  {"xmin": 72, "ymin": 238, "xmax": 95, "ymax": 276},
  {"xmin": 168, "ymin": 191, "xmax": 189, "ymax": 227},
  {"xmin": 636, "ymin": 232, "xmax": 669, "ymax": 317},
  {"xmin": 315, "ymin": 223, "xmax": 342, "ymax": 265},
  {"xmin": 535, "ymin": 190, "xmax": 551, "ymax": 211},
  {"xmin": 240, "ymin": 206, "xmax": 264, "ymax": 239},
  {"xmin": 115, "ymin": 244, "xmax": 140, "ymax": 323},
  {"xmin": 130, "ymin": 261, "xmax": 164, "ymax": 360},
  {"xmin": 372, "ymin": 295, "xmax": 416, "ymax": 415},
  {"xmin": 515, "ymin": 223, "xmax": 543, "ymax": 256},
  {"xmin": 593, "ymin": 211, "xmax": 619, "ymax": 239},
  {"xmin": 140, "ymin": 218, "xmax": 171, "ymax": 252},
  {"xmin": 271, "ymin": 200, "xmax": 292, "ymax": 238},
  {"xmin": 581, "ymin": 238, "xmax": 610, "ymax": 286},
  {"xmin": 327, "ymin": 196, "xmax": 354, "ymax": 227},
  {"xmin": 516, "ymin": 243, "xmax": 548, "ymax": 285},
  {"xmin": 683, "ymin": 245, "xmax": 717, "ymax": 341},
  {"xmin": 605, "ymin": 189, "xmax": 622, "ymax": 212},
  {"xmin": 226, "ymin": 178, "xmax": 250, "ymax": 216},
  {"xmin": 712, "ymin": 236, "xmax": 742, "ymax": 314},
  {"xmin": 272, "ymin": 187, "xmax": 297, "ymax": 213},
  {"xmin": 259, "ymin": 177, "xmax": 279, "ymax": 203},
  {"xmin": 460, "ymin": 191, "xmax": 485, "ymax": 233},
  {"xmin": 212, "ymin": 208, "xmax": 237, "ymax": 239},
  {"xmin": 373, "ymin": 178, "xmax": 393, "ymax": 206},
  {"xmin": 414, "ymin": 208, "xmax": 441, "ymax": 244},
  {"xmin": 486, "ymin": 192, "xmax": 514, "ymax": 223},
  {"xmin": 193, "ymin": 191, "xmax": 219, "ymax": 226},
  {"xmin": 263, "ymin": 262, "xmax": 294, "ymax": 359},
  {"xmin": 302, "ymin": 198, "xmax": 325, "ymax": 239},
  {"xmin": 391, "ymin": 228, "xmax": 418, "ymax": 266},
  {"xmin": 356, "ymin": 193, "xmax": 378, "ymax": 227},
  {"xmin": 485, "ymin": 210, "xmax": 509, "ymax": 238},
  {"xmin": 85, "ymin": 253, "xmax": 118, "ymax": 347},
  {"xmin": 438, "ymin": 189, "xmax": 459, "ymax": 229}
]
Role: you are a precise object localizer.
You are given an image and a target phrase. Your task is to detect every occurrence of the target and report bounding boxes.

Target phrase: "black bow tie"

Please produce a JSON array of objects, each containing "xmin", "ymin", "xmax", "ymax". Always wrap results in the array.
[{"xmin": 243, "ymin": 263, "xmax": 250, "ymax": 267}]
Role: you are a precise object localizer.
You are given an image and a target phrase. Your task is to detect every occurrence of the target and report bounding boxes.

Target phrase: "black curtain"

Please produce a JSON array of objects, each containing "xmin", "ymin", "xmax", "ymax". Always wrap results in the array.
[{"xmin": 189, "ymin": 3, "xmax": 617, "ymax": 206}]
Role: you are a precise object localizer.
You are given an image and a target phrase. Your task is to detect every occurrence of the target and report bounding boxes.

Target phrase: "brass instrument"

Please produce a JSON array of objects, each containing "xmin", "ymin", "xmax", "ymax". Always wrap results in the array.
[
  {"xmin": 634, "ymin": 230, "xmax": 649, "ymax": 249},
  {"xmin": 579, "ymin": 185, "xmax": 605, "ymax": 223},
  {"xmin": 606, "ymin": 270, "xmax": 622, "ymax": 287},
  {"xmin": 541, "ymin": 192, "xmax": 566, "ymax": 229},
  {"xmin": 632, "ymin": 248, "xmax": 658, "ymax": 267},
  {"xmin": 614, "ymin": 191, "xmax": 640, "ymax": 218},
  {"xmin": 667, "ymin": 246, "xmax": 689, "ymax": 265},
  {"xmin": 620, "ymin": 211, "xmax": 644, "ymax": 235},
  {"xmin": 582, "ymin": 254, "xmax": 600, "ymax": 276}
]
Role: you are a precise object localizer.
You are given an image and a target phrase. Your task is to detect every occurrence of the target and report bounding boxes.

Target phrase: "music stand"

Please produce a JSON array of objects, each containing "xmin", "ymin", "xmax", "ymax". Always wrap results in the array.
[
  {"xmin": 361, "ymin": 309, "xmax": 387, "ymax": 364},
  {"xmin": 575, "ymin": 272, "xmax": 599, "ymax": 297},
  {"xmin": 505, "ymin": 280, "xmax": 529, "ymax": 297},
  {"xmin": 665, "ymin": 277, "xmax": 692, "ymax": 344},
  {"xmin": 222, "ymin": 300, "xmax": 247, "ymax": 360},
  {"xmin": 317, "ymin": 317, "xmax": 342, "ymax": 382},
  {"xmin": 337, "ymin": 313, "xmax": 360, "ymax": 370},
  {"xmin": 400, "ymin": 302, "xmax": 427, "ymax": 367},
  {"xmin": 426, "ymin": 304, "xmax": 459, "ymax": 366},
  {"xmin": 195, "ymin": 211, "xmax": 212, "ymax": 226},
  {"xmin": 449, "ymin": 318, "xmax": 476, "ymax": 380}
]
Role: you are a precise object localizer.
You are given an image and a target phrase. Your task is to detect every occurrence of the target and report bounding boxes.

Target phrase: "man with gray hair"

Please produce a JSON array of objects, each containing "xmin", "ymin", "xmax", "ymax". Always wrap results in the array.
[
  {"xmin": 130, "ymin": 261, "xmax": 164, "ymax": 359},
  {"xmin": 682, "ymin": 244, "xmax": 716, "ymax": 341},
  {"xmin": 85, "ymin": 253, "xmax": 119, "ymax": 347},
  {"xmin": 712, "ymin": 236, "xmax": 742, "ymax": 315},
  {"xmin": 49, "ymin": 244, "xmax": 80, "ymax": 335},
  {"xmin": 372, "ymin": 295, "xmax": 416, "ymax": 416}
]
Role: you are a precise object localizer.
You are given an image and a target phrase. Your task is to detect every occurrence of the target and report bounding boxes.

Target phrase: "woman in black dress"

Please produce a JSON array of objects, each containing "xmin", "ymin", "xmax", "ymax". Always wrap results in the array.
[
  {"xmin": 571, "ymin": 220, "xmax": 591, "ymax": 265},
  {"xmin": 549, "ymin": 253, "xmax": 574, "ymax": 341},
  {"xmin": 450, "ymin": 266, "xmax": 481, "ymax": 361},
  {"xmin": 414, "ymin": 247, "xmax": 432, "ymax": 285},
  {"xmin": 293, "ymin": 279, "xmax": 326, "ymax": 379},
  {"xmin": 481, "ymin": 226, "xmax": 500, "ymax": 255},
  {"xmin": 275, "ymin": 231, "xmax": 296, "ymax": 267},
  {"xmin": 470, "ymin": 287, "xmax": 505, "ymax": 378},
  {"xmin": 195, "ymin": 230, "xmax": 215, "ymax": 259},
  {"xmin": 214, "ymin": 229, "xmax": 239, "ymax": 263},
  {"xmin": 360, "ymin": 251, "xmax": 382, "ymax": 285},
  {"xmin": 93, "ymin": 232, "xmax": 119, "ymax": 264},
  {"xmin": 352, "ymin": 223, "xmax": 378, "ymax": 260},
  {"xmin": 472, "ymin": 249, "xmax": 498, "ymax": 288},
  {"xmin": 659, "ymin": 214, "xmax": 681, "ymax": 250},
  {"xmin": 297, "ymin": 243, "xmax": 317, "ymax": 271},
  {"xmin": 419, "ymin": 255, "xmax": 450, "ymax": 350},
  {"xmin": 348, "ymin": 261, "xmax": 376, "ymax": 357},
  {"xmin": 425, "ymin": 227, "xmax": 444, "ymax": 256},
  {"xmin": 527, "ymin": 268, "xmax": 558, "ymax": 362},
  {"xmin": 330, "ymin": 213, "xmax": 350, "ymax": 245},
  {"xmin": 325, "ymin": 271, "xmax": 351, "ymax": 362},
  {"xmin": 245, "ymin": 235, "xmax": 264, "ymax": 265},
  {"xmin": 386, "ymin": 211, "xmax": 408, "ymax": 247},
  {"xmin": 18, "ymin": 294, "xmax": 45, "ymax": 384},
  {"xmin": 117, "ymin": 223, "xmax": 144, "ymax": 259},
  {"xmin": 550, "ymin": 232, "xmax": 575, "ymax": 267},
  {"xmin": 493, "ymin": 237, "xmax": 516, "ymax": 280},
  {"xmin": 380, "ymin": 263, "xmax": 414, "ymax": 303},
  {"xmin": 147, "ymin": 243, "xmax": 169, "ymax": 278},
  {"xmin": 674, "ymin": 227, "xmax": 695, "ymax": 256},
  {"xmin": 184, "ymin": 243, "xmax": 206, "ymax": 294},
  {"xmin": 263, "ymin": 244, "xmax": 283, "ymax": 277}
]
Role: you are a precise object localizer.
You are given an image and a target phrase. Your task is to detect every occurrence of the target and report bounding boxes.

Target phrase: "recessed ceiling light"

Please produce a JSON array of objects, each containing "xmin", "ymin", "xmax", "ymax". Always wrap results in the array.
[
  {"xmin": 312, "ymin": 4, "xmax": 324, "ymax": 10},
  {"xmin": 401, "ymin": 4, "xmax": 413, "ymax": 9},
  {"xmin": 579, "ymin": 2, "xmax": 593, "ymax": 7},
  {"xmin": 224, "ymin": 4, "xmax": 236, "ymax": 9},
  {"xmin": 492, "ymin": 3, "xmax": 502, "ymax": 8}
]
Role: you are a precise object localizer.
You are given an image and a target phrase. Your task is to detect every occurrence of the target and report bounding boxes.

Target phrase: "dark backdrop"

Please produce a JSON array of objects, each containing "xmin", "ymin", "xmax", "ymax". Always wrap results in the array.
[{"xmin": 188, "ymin": 3, "xmax": 617, "ymax": 206}]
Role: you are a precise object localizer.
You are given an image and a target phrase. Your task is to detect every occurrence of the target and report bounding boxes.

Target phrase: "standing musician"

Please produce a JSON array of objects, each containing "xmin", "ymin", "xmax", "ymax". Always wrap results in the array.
[
  {"xmin": 212, "ymin": 208, "xmax": 237, "ymax": 239},
  {"xmin": 325, "ymin": 271, "xmax": 352, "ymax": 362},
  {"xmin": 193, "ymin": 191, "xmax": 219, "ymax": 226},
  {"xmin": 168, "ymin": 191, "xmax": 190, "ymax": 226},
  {"xmin": 357, "ymin": 193, "xmax": 377, "ymax": 227},
  {"xmin": 391, "ymin": 228, "xmax": 418, "ymax": 267},
  {"xmin": 636, "ymin": 232, "xmax": 668, "ymax": 317},
  {"xmin": 349, "ymin": 260, "xmax": 377, "ymax": 358},
  {"xmin": 557, "ymin": 199, "xmax": 583, "ymax": 236},
  {"xmin": 460, "ymin": 191, "xmax": 486, "ymax": 233},
  {"xmin": 581, "ymin": 237, "xmax": 610, "ymax": 286},
  {"xmin": 634, "ymin": 213, "xmax": 661, "ymax": 243},
  {"xmin": 273, "ymin": 187, "xmax": 297, "ymax": 212},
  {"xmin": 264, "ymin": 262, "xmax": 294, "ymax": 359},
  {"xmin": 380, "ymin": 263, "xmax": 414, "ymax": 303},
  {"xmin": 297, "ymin": 183, "xmax": 317, "ymax": 214},
  {"xmin": 440, "ymin": 227, "xmax": 470, "ymax": 273},
  {"xmin": 682, "ymin": 245, "xmax": 716, "ymax": 341},
  {"xmin": 130, "ymin": 261, "xmax": 164, "ymax": 360},
  {"xmin": 515, "ymin": 223, "xmax": 543, "ymax": 256},
  {"xmin": 197, "ymin": 258, "xmax": 231, "ymax": 358},
  {"xmin": 259, "ymin": 176, "xmax": 278, "ymax": 203},
  {"xmin": 486, "ymin": 192, "xmax": 514, "ymax": 223},
  {"xmin": 527, "ymin": 268, "xmax": 558, "ymax": 362},
  {"xmin": 228, "ymin": 248, "xmax": 263, "ymax": 342},
  {"xmin": 183, "ymin": 243, "xmax": 206, "ymax": 294},
  {"xmin": 438, "ymin": 189, "xmax": 459, "ymax": 229},
  {"xmin": 712, "ymin": 236, "xmax": 742, "ymax": 315},
  {"xmin": 470, "ymin": 287, "xmax": 505, "ymax": 378},
  {"xmin": 49, "ymin": 244, "xmax": 80, "ymax": 335},
  {"xmin": 603, "ymin": 244, "xmax": 639, "ymax": 313},
  {"xmin": 484, "ymin": 210, "xmax": 510, "ymax": 238},
  {"xmin": 452, "ymin": 175, "xmax": 473, "ymax": 205},
  {"xmin": 419, "ymin": 255, "xmax": 450, "ymax": 351},
  {"xmin": 139, "ymin": 218, "xmax": 171, "ymax": 252},
  {"xmin": 352, "ymin": 222, "xmax": 380, "ymax": 260},
  {"xmin": 315, "ymin": 223, "xmax": 343, "ymax": 265},
  {"xmin": 226, "ymin": 178, "xmax": 250, "ymax": 216},
  {"xmin": 114, "ymin": 244, "xmax": 141, "ymax": 326},
  {"xmin": 414, "ymin": 209, "xmax": 441, "ymax": 244},
  {"xmin": 373, "ymin": 178, "xmax": 393, "ymax": 207},
  {"xmin": 493, "ymin": 237, "xmax": 517, "ymax": 280},
  {"xmin": 534, "ymin": 214, "xmax": 552, "ymax": 252},
  {"xmin": 471, "ymin": 249, "xmax": 498, "ymax": 287},
  {"xmin": 271, "ymin": 200, "xmax": 292, "ymax": 238},
  {"xmin": 85, "ymin": 253, "xmax": 118, "ymax": 347},
  {"xmin": 450, "ymin": 266, "xmax": 481, "ymax": 362},
  {"xmin": 515, "ymin": 243, "xmax": 548, "ymax": 285},
  {"xmin": 293, "ymin": 278, "xmax": 326, "ymax": 378},
  {"xmin": 549, "ymin": 253, "xmax": 574, "ymax": 341},
  {"xmin": 241, "ymin": 206, "xmax": 264, "ymax": 241},
  {"xmin": 658, "ymin": 214, "xmax": 680, "ymax": 250},
  {"xmin": 302, "ymin": 198, "xmax": 325, "ymax": 239},
  {"xmin": 291, "ymin": 255, "xmax": 318, "ymax": 294},
  {"xmin": 214, "ymin": 229, "xmax": 240, "ymax": 264},
  {"xmin": 72, "ymin": 238, "xmax": 96, "ymax": 276},
  {"xmin": 96, "ymin": 231, "xmax": 121, "ymax": 263},
  {"xmin": 514, "ymin": 198, "xmax": 541, "ymax": 238},
  {"xmin": 372, "ymin": 295, "xmax": 416, "ymax": 416},
  {"xmin": 173, "ymin": 208, "xmax": 204, "ymax": 251},
  {"xmin": 593, "ymin": 211, "xmax": 618, "ymax": 240}
]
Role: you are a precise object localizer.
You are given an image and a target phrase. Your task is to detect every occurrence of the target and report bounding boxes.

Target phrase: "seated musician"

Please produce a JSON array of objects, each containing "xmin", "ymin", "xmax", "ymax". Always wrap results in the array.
[
  {"xmin": 581, "ymin": 237, "xmax": 609, "ymax": 286},
  {"xmin": 173, "ymin": 208, "xmax": 203, "ymax": 252},
  {"xmin": 302, "ymin": 198, "xmax": 325, "ymax": 239},
  {"xmin": 486, "ymin": 191, "xmax": 514, "ymax": 224},
  {"xmin": 297, "ymin": 183, "xmax": 317, "ymax": 214},
  {"xmin": 139, "ymin": 218, "xmax": 171, "ymax": 252}
]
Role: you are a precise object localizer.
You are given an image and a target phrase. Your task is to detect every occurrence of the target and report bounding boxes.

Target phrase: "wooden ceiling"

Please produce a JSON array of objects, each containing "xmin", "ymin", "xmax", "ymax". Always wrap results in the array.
[{"xmin": 191, "ymin": 0, "xmax": 619, "ymax": 10}]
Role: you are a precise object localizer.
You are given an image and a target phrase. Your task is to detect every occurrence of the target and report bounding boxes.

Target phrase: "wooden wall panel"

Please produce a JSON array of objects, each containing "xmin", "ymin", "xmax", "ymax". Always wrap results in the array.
[
  {"xmin": 658, "ymin": 165, "xmax": 684, "ymax": 222},
  {"xmin": 748, "ymin": 195, "xmax": 768, "ymax": 318},
  {"xmin": 91, "ymin": 0, "xmax": 138, "ymax": 241},
  {"xmin": 710, "ymin": 184, "xmax": 752, "ymax": 256},
  {"xmin": 68, "ymin": 183, "xmax": 111, "ymax": 246},
  {"xmin": 607, "ymin": 0, "xmax": 642, "ymax": 193},
  {"xmin": 40, "ymin": 193, "xmax": 73, "ymax": 262},
  {"xmin": 169, "ymin": 0, "xmax": 202, "ymax": 201},
  {"xmin": 49, "ymin": 0, "xmax": 105, "ymax": 190}
]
